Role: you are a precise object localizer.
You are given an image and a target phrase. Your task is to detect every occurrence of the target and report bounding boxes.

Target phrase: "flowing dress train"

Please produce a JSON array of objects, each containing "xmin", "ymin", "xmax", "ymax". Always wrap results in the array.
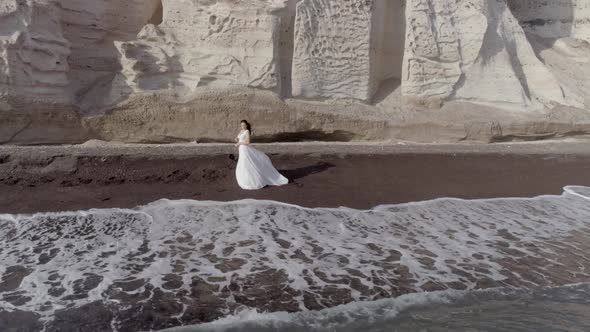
[{"xmin": 235, "ymin": 130, "xmax": 289, "ymax": 190}]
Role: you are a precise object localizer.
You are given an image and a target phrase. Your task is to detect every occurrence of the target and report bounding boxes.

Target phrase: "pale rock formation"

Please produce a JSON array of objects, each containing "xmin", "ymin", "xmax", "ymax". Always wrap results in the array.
[
  {"xmin": 114, "ymin": 0, "xmax": 288, "ymax": 98},
  {"xmin": 291, "ymin": 0, "xmax": 405, "ymax": 102},
  {"xmin": 0, "ymin": 0, "xmax": 70, "ymax": 101},
  {"xmin": 508, "ymin": 0, "xmax": 590, "ymax": 106},
  {"xmin": 403, "ymin": 0, "xmax": 583, "ymax": 110},
  {"xmin": 291, "ymin": 0, "xmax": 374, "ymax": 101},
  {"xmin": 59, "ymin": 0, "xmax": 162, "ymax": 100},
  {"xmin": 1, "ymin": 0, "xmax": 590, "ymax": 144}
]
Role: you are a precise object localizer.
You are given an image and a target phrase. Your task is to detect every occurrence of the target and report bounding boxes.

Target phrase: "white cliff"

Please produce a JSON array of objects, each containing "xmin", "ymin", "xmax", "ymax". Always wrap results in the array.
[
  {"xmin": 116, "ymin": 0, "xmax": 285, "ymax": 93},
  {"xmin": 1, "ymin": 0, "xmax": 590, "ymax": 144},
  {"xmin": 403, "ymin": 0, "xmax": 583, "ymax": 109},
  {"xmin": 290, "ymin": 0, "xmax": 405, "ymax": 102},
  {"xmin": 508, "ymin": 0, "xmax": 590, "ymax": 106},
  {"xmin": 0, "ymin": 0, "xmax": 70, "ymax": 101}
]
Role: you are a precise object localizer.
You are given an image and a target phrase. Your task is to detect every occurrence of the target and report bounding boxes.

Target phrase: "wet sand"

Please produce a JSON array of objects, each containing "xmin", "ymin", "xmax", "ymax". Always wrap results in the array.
[{"xmin": 1, "ymin": 141, "xmax": 590, "ymax": 214}]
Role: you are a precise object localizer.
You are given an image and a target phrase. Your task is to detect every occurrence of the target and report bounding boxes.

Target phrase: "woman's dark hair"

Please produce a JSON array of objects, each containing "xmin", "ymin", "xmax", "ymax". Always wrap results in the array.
[{"xmin": 240, "ymin": 120, "xmax": 252, "ymax": 134}]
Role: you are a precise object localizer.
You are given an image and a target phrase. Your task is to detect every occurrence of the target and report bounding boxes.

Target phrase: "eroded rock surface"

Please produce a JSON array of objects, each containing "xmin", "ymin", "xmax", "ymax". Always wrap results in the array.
[
  {"xmin": 0, "ymin": 0, "xmax": 70, "ymax": 101},
  {"xmin": 403, "ymin": 0, "xmax": 583, "ymax": 109},
  {"xmin": 1, "ymin": 0, "xmax": 590, "ymax": 143}
]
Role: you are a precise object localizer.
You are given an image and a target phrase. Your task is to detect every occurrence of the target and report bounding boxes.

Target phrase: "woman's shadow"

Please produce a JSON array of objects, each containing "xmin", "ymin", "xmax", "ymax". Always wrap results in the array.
[{"xmin": 279, "ymin": 161, "xmax": 335, "ymax": 184}]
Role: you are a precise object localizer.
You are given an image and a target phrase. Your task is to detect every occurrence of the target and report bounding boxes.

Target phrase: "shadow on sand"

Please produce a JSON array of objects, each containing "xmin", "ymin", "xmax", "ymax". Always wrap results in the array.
[{"xmin": 279, "ymin": 162, "xmax": 335, "ymax": 182}]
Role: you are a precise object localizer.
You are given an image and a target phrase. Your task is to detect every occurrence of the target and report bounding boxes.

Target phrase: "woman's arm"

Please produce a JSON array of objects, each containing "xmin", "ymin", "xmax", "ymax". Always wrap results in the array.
[{"xmin": 235, "ymin": 131, "xmax": 251, "ymax": 146}]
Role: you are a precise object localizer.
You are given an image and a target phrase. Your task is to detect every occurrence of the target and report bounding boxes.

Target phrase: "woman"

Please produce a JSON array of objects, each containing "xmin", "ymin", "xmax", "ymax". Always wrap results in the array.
[{"xmin": 235, "ymin": 120, "xmax": 289, "ymax": 190}]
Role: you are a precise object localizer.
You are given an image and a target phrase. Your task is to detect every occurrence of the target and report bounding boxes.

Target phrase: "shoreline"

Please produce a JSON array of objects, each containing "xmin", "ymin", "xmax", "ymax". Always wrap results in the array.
[
  {"xmin": 2, "ymin": 141, "xmax": 590, "ymax": 332},
  {"xmin": 2, "ymin": 140, "xmax": 590, "ymax": 214},
  {"xmin": 3, "ymin": 139, "xmax": 590, "ymax": 157}
]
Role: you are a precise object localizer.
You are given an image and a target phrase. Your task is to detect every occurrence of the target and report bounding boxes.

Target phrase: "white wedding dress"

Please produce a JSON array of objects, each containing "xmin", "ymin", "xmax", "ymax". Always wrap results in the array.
[{"xmin": 235, "ymin": 130, "xmax": 289, "ymax": 190}]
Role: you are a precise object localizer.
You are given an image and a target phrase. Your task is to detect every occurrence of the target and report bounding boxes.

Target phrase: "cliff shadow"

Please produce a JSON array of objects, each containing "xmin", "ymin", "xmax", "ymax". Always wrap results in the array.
[
  {"xmin": 256, "ymin": 130, "xmax": 357, "ymax": 143},
  {"xmin": 277, "ymin": 0, "xmax": 299, "ymax": 98},
  {"xmin": 134, "ymin": 52, "xmax": 186, "ymax": 92},
  {"xmin": 64, "ymin": 0, "xmax": 165, "ymax": 116},
  {"xmin": 507, "ymin": 0, "xmax": 574, "ymax": 52},
  {"xmin": 370, "ymin": 0, "xmax": 406, "ymax": 105},
  {"xmin": 149, "ymin": 0, "xmax": 163, "ymax": 25},
  {"xmin": 75, "ymin": 45, "xmax": 185, "ymax": 117},
  {"xmin": 372, "ymin": 77, "xmax": 402, "ymax": 105}
]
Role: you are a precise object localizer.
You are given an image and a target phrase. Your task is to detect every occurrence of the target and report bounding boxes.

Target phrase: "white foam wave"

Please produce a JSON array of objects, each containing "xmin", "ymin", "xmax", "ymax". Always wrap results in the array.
[
  {"xmin": 160, "ymin": 283, "xmax": 590, "ymax": 332},
  {"xmin": 1, "ymin": 187, "xmax": 590, "ymax": 330},
  {"xmin": 564, "ymin": 185, "xmax": 590, "ymax": 200},
  {"xmin": 160, "ymin": 289, "xmax": 458, "ymax": 332}
]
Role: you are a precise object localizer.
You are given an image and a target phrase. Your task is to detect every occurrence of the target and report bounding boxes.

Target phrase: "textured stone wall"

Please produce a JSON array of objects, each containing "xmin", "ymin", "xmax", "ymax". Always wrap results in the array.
[
  {"xmin": 1, "ymin": 0, "xmax": 590, "ymax": 144},
  {"xmin": 291, "ymin": 0, "xmax": 406, "ymax": 102},
  {"xmin": 59, "ymin": 0, "xmax": 161, "ymax": 98},
  {"xmin": 403, "ymin": 0, "xmax": 583, "ymax": 109},
  {"xmin": 291, "ymin": 0, "xmax": 375, "ymax": 101},
  {"xmin": 2, "ymin": 0, "xmax": 589, "ymax": 108},
  {"xmin": 0, "ymin": 0, "xmax": 70, "ymax": 100},
  {"xmin": 114, "ymin": 0, "xmax": 285, "ymax": 94}
]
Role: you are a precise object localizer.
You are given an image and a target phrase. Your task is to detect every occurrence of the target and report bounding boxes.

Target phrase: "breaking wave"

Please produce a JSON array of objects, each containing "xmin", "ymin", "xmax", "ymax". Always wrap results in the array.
[
  {"xmin": 162, "ymin": 283, "xmax": 590, "ymax": 332},
  {"xmin": 0, "ymin": 186, "xmax": 589, "ymax": 331}
]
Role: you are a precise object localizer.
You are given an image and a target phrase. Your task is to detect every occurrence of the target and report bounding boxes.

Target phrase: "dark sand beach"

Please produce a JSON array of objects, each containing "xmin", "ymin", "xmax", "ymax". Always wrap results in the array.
[
  {"xmin": 1, "ymin": 141, "xmax": 590, "ymax": 332},
  {"xmin": 1, "ymin": 141, "xmax": 590, "ymax": 214}
]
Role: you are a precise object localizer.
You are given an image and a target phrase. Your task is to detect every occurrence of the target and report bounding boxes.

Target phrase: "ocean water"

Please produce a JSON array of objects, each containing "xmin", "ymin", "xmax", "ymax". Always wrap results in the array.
[
  {"xmin": 162, "ymin": 283, "xmax": 590, "ymax": 332},
  {"xmin": 1, "ymin": 186, "xmax": 589, "ymax": 331}
]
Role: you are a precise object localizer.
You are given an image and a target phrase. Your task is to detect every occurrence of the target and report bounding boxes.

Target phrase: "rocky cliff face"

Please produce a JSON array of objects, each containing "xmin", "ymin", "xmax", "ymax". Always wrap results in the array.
[{"xmin": 1, "ymin": 0, "xmax": 590, "ymax": 144}]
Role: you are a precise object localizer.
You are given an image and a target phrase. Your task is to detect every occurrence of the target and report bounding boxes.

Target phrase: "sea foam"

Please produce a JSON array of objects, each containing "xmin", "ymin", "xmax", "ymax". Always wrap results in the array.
[{"xmin": 1, "ymin": 186, "xmax": 589, "ymax": 330}]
